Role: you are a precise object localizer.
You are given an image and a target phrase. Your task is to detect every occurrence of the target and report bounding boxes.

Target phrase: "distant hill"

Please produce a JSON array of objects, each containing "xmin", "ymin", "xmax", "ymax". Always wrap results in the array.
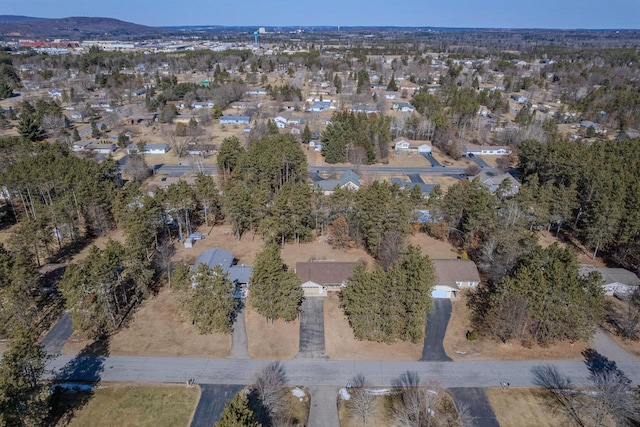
[{"xmin": 0, "ymin": 16, "xmax": 168, "ymax": 39}]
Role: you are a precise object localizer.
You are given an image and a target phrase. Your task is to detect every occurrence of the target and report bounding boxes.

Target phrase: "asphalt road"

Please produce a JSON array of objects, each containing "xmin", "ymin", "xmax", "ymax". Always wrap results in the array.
[
  {"xmin": 41, "ymin": 314, "xmax": 73, "ymax": 355},
  {"xmin": 406, "ymin": 173, "xmax": 426, "ymax": 184},
  {"xmin": 308, "ymin": 386, "xmax": 340, "ymax": 427},
  {"xmin": 190, "ymin": 384, "xmax": 243, "ymax": 427},
  {"xmin": 298, "ymin": 298, "xmax": 327, "ymax": 359},
  {"xmin": 469, "ymin": 154, "xmax": 490, "ymax": 169},
  {"xmin": 421, "ymin": 299, "xmax": 453, "ymax": 362},
  {"xmin": 448, "ymin": 387, "xmax": 500, "ymax": 427},
  {"xmin": 47, "ymin": 355, "xmax": 640, "ymax": 388},
  {"xmin": 421, "ymin": 152, "xmax": 442, "ymax": 167}
]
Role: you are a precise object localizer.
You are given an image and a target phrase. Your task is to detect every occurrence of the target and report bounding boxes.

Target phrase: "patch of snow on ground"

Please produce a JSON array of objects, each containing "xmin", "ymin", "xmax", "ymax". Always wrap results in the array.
[
  {"xmin": 291, "ymin": 387, "xmax": 306, "ymax": 400},
  {"xmin": 339, "ymin": 388, "xmax": 351, "ymax": 400}
]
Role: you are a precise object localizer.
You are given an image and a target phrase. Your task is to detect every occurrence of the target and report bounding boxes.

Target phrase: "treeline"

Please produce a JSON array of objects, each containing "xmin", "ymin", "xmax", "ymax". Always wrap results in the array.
[{"xmin": 321, "ymin": 110, "xmax": 391, "ymax": 164}]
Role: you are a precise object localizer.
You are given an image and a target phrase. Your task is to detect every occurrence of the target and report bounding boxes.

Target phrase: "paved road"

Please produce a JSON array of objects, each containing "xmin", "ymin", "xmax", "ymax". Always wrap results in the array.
[
  {"xmin": 229, "ymin": 303, "xmax": 249, "ymax": 359},
  {"xmin": 47, "ymin": 355, "xmax": 640, "ymax": 388},
  {"xmin": 298, "ymin": 298, "xmax": 327, "ymax": 359},
  {"xmin": 421, "ymin": 299, "xmax": 453, "ymax": 362},
  {"xmin": 448, "ymin": 387, "xmax": 499, "ymax": 427},
  {"xmin": 308, "ymin": 386, "xmax": 340, "ymax": 427},
  {"xmin": 41, "ymin": 314, "xmax": 73, "ymax": 355},
  {"xmin": 190, "ymin": 384, "xmax": 243, "ymax": 427}
]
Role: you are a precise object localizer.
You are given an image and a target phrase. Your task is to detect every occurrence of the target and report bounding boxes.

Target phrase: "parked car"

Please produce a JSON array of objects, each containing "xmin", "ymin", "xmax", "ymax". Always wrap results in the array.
[{"xmin": 189, "ymin": 232, "xmax": 205, "ymax": 240}]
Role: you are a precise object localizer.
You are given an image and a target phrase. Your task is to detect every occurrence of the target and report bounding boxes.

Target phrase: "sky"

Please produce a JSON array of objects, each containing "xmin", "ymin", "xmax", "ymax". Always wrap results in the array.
[{"xmin": 2, "ymin": 0, "xmax": 639, "ymax": 29}]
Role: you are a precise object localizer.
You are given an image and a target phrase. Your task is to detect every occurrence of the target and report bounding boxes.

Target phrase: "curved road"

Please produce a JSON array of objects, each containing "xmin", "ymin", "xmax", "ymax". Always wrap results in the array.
[{"xmin": 47, "ymin": 355, "xmax": 640, "ymax": 388}]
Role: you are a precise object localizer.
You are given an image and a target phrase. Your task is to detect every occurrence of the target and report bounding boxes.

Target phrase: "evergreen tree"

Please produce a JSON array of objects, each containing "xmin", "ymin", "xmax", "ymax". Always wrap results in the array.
[
  {"xmin": 185, "ymin": 264, "xmax": 236, "ymax": 334},
  {"xmin": 387, "ymin": 72, "xmax": 399, "ymax": 91},
  {"xmin": 215, "ymin": 393, "xmax": 260, "ymax": 427},
  {"xmin": 72, "ymin": 127, "xmax": 81, "ymax": 142},
  {"xmin": 0, "ymin": 332, "xmax": 50, "ymax": 426},
  {"xmin": 17, "ymin": 113, "xmax": 42, "ymax": 141},
  {"xmin": 301, "ymin": 124, "xmax": 312, "ymax": 144},
  {"xmin": 249, "ymin": 244, "xmax": 303, "ymax": 322}
]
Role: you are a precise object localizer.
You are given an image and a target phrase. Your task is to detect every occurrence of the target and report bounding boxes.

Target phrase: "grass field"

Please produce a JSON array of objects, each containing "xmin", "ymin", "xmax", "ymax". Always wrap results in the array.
[
  {"xmin": 63, "ymin": 383, "xmax": 199, "ymax": 427},
  {"xmin": 245, "ymin": 301, "xmax": 300, "ymax": 359},
  {"xmin": 486, "ymin": 387, "xmax": 567, "ymax": 427}
]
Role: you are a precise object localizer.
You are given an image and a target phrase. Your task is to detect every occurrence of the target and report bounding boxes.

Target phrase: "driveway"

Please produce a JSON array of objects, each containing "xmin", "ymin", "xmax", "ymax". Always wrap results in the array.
[
  {"xmin": 308, "ymin": 386, "xmax": 339, "ymax": 427},
  {"xmin": 448, "ymin": 387, "xmax": 499, "ymax": 427},
  {"xmin": 298, "ymin": 298, "xmax": 327, "ymax": 358},
  {"xmin": 229, "ymin": 302, "xmax": 249, "ymax": 359},
  {"xmin": 469, "ymin": 154, "xmax": 490, "ymax": 169},
  {"xmin": 406, "ymin": 173, "xmax": 425, "ymax": 184},
  {"xmin": 41, "ymin": 313, "xmax": 73, "ymax": 355},
  {"xmin": 190, "ymin": 384, "xmax": 244, "ymax": 427},
  {"xmin": 421, "ymin": 299, "xmax": 453, "ymax": 361},
  {"xmin": 421, "ymin": 152, "xmax": 442, "ymax": 167}
]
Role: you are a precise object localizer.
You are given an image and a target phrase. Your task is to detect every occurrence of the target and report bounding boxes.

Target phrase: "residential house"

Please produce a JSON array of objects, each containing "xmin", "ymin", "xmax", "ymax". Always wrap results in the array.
[
  {"xmin": 126, "ymin": 143, "xmax": 170, "ymax": 154},
  {"xmin": 295, "ymin": 261, "xmax": 362, "ymax": 296},
  {"xmin": 314, "ymin": 170, "xmax": 361, "ymax": 195},
  {"xmin": 470, "ymin": 171, "xmax": 520, "ymax": 195},
  {"xmin": 579, "ymin": 265, "xmax": 639, "ymax": 298},
  {"xmin": 510, "ymin": 94, "xmax": 529, "ymax": 104},
  {"xmin": 394, "ymin": 138, "xmax": 411, "ymax": 152},
  {"xmin": 85, "ymin": 142, "xmax": 117, "ymax": 154},
  {"xmin": 462, "ymin": 144, "xmax": 511, "ymax": 156},
  {"xmin": 47, "ymin": 88, "xmax": 62, "ymax": 98},
  {"xmin": 385, "ymin": 92, "xmax": 398, "ymax": 100},
  {"xmin": 308, "ymin": 101, "xmax": 331, "ymax": 112},
  {"xmin": 246, "ymin": 88, "xmax": 267, "ymax": 96},
  {"xmin": 349, "ymin": 105, "xmax": 378, "ymax": 114},
  {"xmin": 219, "ymin": 115, "xmax": 251, "ymax": 125},
  {"xmin": 391, "ymin": 102, "xmax": 415, "ymax": 113},
  {"xmin": 309, "ymin": 140, "xmax": 323, "ymax": 151},
  {"xmin": 192, "ymin": 101, "xmax": 215, "ymax": 109},
  {"xmin": 431, "ymin": 259, "xmax": 481, "ymax": 298},
  {"xmin": 390, "ymin": 178, "xmax": 437, "ymax": 195},
  {"xmin": 192, "ymin": 248, "xmax": 253, "ymax": 299}
]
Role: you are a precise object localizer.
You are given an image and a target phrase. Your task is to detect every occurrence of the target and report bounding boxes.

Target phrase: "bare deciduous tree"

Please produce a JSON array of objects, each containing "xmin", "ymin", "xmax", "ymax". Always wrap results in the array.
[
  {"xmin": 253, "ymin": 362, "xmax": 290, "ymax": 427},
  {"xmin": 124, "ymin": 153, "xmax": 150, "ymax": 184},
  {"xmin": 347, "ymin": 374, "xmax": 378, "ymax": 426},
  {"xmin": 378, "ymin": 229, "xmax": 405, "ymax": 271}
]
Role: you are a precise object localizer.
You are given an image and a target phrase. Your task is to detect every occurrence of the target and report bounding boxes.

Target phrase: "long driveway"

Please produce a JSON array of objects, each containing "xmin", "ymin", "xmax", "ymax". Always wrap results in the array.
[{"xmin": 47, "ymin": 355, "xmax": 640, "ymax": 388}]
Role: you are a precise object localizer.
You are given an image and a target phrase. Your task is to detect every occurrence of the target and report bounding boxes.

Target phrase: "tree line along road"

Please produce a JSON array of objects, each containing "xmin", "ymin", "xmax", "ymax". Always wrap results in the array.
[{"xmin": 46, "ymin": 355, "xmax": 640, "ymax": 388}]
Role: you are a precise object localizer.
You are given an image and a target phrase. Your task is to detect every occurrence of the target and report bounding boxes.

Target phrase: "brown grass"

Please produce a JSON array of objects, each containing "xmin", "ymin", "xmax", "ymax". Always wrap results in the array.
[
  {"xmin": 486, "ymin": 387, "xmax": 567, "ymax": 427},
  {"xmin": 324, "ymin": 295, "xmax": 423, "ymax": 361},
  {"xmin": 408, "ymin": 233, "xmax": 460, "ymax": 259},
  {"xmin": 63, "ymin": 287, "xmax": 231, "ymax": 358},
  {"xmin": 600, "ymin": 296, "xmax": 640, "ymax": 358},
  {"xmin": 337, "ymin": 393, "xmax": 390, "ymax": 427},
  {"xmin": 286, "ymin": 387, "xmax": 311, "ymax": 426},
  {"xmin": 443, "ymin": 294, "xmax": 588, "ymax": 361},
  {"xmin": 537, "ymin": 231, "xmax": 606, "ymax": 267},
  {"xmin": 245, "ymin": 301, "xmax": 300, "ymax": 360},
  {"xmin": 62, "ymin": 383, "xmax": 199, "ymax": 427}
]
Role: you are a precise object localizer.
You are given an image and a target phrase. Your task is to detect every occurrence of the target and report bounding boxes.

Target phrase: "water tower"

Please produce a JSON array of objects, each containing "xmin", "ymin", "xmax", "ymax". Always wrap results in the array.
[{"xmin": 253, "ymin": 30, "xmax": 259, "ymax": 46}]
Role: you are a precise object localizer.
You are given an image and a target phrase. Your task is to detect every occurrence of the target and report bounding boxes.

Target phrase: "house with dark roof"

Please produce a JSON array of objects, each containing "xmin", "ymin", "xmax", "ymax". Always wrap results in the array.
[
  {"xmin": 390, "ymin": 178, "xmax": 437, "ymax": 195},
  {"xmin": 192, "ymin": 248, "xmax": 253, "ymax": 298},
  {"xmin": 219, "ymin": 115, "xmax": 251, "ymax": 125},
  {"xmin": 431, "ymin": 259, "xmax": 481, "ymax": 298},
  {"xmin": 296, "ymin": 261, "xmax": 362, "ymax": 296},
  {"xmin": 314, "ymin": 170, "xmax": 361, "ymax": 195}
]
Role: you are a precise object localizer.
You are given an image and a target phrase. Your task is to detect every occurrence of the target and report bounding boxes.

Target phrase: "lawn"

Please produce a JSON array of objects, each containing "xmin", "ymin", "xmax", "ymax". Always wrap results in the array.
[
  {"xmin": 485, "ymin": 387, "xmax": 568, "ymax": 427},
  {"xmin": 245, "ymin": 301, "xmax": 300, "ymax": 359},
  {"xmin": 600, "ymin": 296, "xmax": 640, "ymax": 358},
  {"xmin": 62, "ymin": 383, "xmax": 199, "ymax": 427}
]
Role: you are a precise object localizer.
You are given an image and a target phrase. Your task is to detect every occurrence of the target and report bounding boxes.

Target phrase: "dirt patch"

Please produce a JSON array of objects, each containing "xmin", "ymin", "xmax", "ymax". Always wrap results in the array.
[
  {"xmin": 600, "ymin": 296, "xmax": 640, "ymax": 358},
  {"xmin": 62, "ymin": 287, "xmax": 231, "ymax": 358},
  {"xmin": 245, "ymin": 301, "xmax": 299, "ymax": 360},
  {"xmin": 537, "ymin": 231, "xmax": 606, "ymax": 267},
  {"xmin": 486, "ymin": 387, "xmax": 567, "ymax": 427},
  {"xmin": 70, "ymin": 229, "xmax": 126, "ymax": 264},
  {"xmin": 324, "ymin": 294, "xmax": 423, "ymax": 361},
  {"xmin": 443, "ymin": 294, "xmax": 588, "ymax": 361},
  {"xmin": 408, "ymin": 233, "xmax": 460, "ymax": 259}
]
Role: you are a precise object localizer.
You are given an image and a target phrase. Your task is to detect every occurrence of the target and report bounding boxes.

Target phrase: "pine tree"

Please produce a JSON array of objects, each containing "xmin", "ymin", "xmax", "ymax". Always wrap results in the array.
[
  {"xmin": 387, "ymin": 73, "xmax": 399, "ymax": 91},
  {"xmin": 72, "ymin": 127, "xmax": 81, "ymax": 141},
  {"xmin": 301, "ymin": 124, "xmax": 312, "ymax": 144},
  {"xmin": 249, "ymin": 244, "xmax": 303, "ymax": 322},
  {"xmin": 215, "ymin": 393, "xmax": 260, "ymax": 427},
  {"xmin": 17, "ymin": 114, "xmax": 42, "ymax": 141},
  {"xmin": 185, "ymin": 264, "xmax": 236, "ymax": 334},
  {"xmin": 0, "ymin": 332, "xmax": 50, "ymax": 426}
]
